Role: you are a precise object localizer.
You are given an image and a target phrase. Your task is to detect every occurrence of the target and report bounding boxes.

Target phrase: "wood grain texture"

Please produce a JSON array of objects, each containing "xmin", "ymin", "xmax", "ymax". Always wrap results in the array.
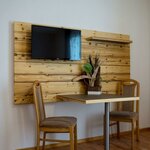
[
  {"xmin": 17, "ymin": 128, "xmax": 150, "ymax": 150},
  {"xmin": 14, "ymin": 22, "xmax": 131, "ymax": 104},
  {"xmin": 86, "ymin": 36, "xmax": 132, "ymax": 44},
  {"xmin": 52, "ymin": 128, "xmax": 150, "ymax": 150}
]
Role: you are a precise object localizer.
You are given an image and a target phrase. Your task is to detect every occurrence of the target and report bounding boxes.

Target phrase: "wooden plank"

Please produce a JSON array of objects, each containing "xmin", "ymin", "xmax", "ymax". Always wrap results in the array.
[
  {"xmin": 14, "ymin": 91, "xmax": 85, "ymax": 104},
  {"xmin": 86, "ymin": 37, "xmax": 132, "ymax": 44},
  {"xmin": 15, "ymin": 74, "xmax": 77, "ymax": 82},
  {"xmin": 14, "ymin": 61, "xmax": 130, "ymax": 75},
  {"xmin": 101, "ymin": 81, "xmax": 119, "ymax": 93},
  {"xmin": 14, "ymin": 82, "xmax": 86, "ymax": 104},
  {"xmin": 14, "ymin": 22, "xmax": 31, "ymax": 32},
  {"xmin": 100, "ymin": 57, "xmax": 130, "ymax": 66},
  {"xmin": 14, "ymin": 62, "xmax": 82, "ymax": 75},
  {"xmin": 15, "ymin": 82, "xmax": 79, "ymax": 94},
  {"xmin": 101, "ymin": 66, "xmax": 130, "ymax": 74},
  {"xmin": 87, "ymin": 55, "xmax": 129, "ymax": 62},
  {"xmin": 14, "ymin": 31, "xmax": 31, "ymax": 42},
  {"xmin": 14, "ymin": 52, "xmax": 130, "ymax": 65},
  {"xmin": 82, "ymin": 41, "xmax": 130, "ymax": 49},
  {"xmin": 14, "ymin": 43, "xmax": 31, "ymax": 53},
  {"xmin": 101, "ymin": 74, "xmax": 130, "ymax": 81},
  {"xmin": 14, "ymin": 52, "xmax": 31, "ymax": 60},
  {"xmin": 14, "ymin": 82, "xmax": 85, "ymax": 94},
  {"xmin": 82, "ymin": 46, "xmax": 130, "ymax": 58},
  {"xmin": 15, "ymin": 74, "xmax": 130, "ymax": 83},
  {"xmin": 82, "ymin": 29, "xmax": 130, "ymax": 41},
  {"xmin": 14, "ymin": 95, "xmax": 33, "ymax": 104},
  {"xmin": 14, "ymin": 81, "xmax": 120, "ymax": 104},
  {"xmin": 14, "ymin": 53, "xmax": 130, "ymax": 66}
]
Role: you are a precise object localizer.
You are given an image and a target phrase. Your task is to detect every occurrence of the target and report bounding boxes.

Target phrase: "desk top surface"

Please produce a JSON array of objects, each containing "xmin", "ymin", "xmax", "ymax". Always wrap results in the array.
[{"xmin": 57, "ymin": 94, "xmax": 139, "ymax": 104}]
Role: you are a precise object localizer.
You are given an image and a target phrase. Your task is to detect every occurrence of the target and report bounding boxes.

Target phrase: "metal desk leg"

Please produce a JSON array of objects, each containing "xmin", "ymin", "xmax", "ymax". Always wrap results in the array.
[{"xmin": 104, "ymin": 102, "xmax": 110, "ymax": 150}]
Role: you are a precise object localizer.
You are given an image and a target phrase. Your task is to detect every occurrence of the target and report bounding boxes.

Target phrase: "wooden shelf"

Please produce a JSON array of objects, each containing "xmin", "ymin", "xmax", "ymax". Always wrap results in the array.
[{"xmin": 86, "ymin": 36, "xmax": 132, "ymax": 44}]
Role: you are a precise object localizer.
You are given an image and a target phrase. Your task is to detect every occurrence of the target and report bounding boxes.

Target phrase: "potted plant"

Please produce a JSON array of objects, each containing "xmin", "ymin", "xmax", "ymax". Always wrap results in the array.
[{"xmin": 73, "ymin": 55, "xmax": 102, "ymax": 95}]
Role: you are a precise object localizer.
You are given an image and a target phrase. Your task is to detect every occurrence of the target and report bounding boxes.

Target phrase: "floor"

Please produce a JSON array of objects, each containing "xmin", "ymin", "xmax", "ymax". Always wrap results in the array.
[{"xmin": 51, "ymin": 129, "xmax": 150, "ymax": 150}]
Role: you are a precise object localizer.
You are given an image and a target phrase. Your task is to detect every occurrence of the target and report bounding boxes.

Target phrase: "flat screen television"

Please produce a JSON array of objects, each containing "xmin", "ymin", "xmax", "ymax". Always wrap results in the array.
[{"xmin": 31, "ymin": 25, "xmax": 81, "ymax": 60}]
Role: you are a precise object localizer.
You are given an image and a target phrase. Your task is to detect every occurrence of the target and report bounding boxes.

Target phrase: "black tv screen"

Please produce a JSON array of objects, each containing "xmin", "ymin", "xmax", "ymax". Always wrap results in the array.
[{"xmin": 31, "ymin": 25, "xmax": 81, "ymax": 60}]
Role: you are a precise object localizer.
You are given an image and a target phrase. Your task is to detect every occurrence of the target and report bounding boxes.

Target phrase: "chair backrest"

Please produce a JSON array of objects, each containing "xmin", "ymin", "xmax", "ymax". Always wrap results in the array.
[
  {"xmin": 33, "ymin": 81, "xmax": 46, "ymax": 125},
  {"xmin": 118, "ymin": 79, "xmax": 140, "ymax": 112}
]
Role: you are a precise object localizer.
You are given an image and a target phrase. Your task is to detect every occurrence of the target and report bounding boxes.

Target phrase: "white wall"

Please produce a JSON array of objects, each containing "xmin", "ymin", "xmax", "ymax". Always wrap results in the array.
[{"xmin": 0, "ymin": 0, "xmax": 150, "ymax": 149}]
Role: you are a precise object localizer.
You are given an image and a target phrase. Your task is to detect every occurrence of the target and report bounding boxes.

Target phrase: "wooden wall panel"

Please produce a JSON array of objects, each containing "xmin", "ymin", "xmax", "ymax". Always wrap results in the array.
[
  {"xmin": 14, "ymin": 62, "xmax": 82, "ymax": 75},
  {"xmin": 14, "ymin": 22, "xmax": 131, "ymax": 104}
]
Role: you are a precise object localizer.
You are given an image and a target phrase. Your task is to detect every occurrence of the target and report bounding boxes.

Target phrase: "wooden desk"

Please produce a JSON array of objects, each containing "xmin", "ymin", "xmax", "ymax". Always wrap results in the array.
[{"xmin": 57, "ymin": 94, "xmax": 139, "ymax": 150}]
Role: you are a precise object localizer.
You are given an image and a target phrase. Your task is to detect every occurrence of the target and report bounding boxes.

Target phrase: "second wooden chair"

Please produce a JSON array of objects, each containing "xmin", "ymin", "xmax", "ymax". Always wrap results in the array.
[{"xmin": 108, "ymin": 79, "xmax": 140, "ymax": 150}]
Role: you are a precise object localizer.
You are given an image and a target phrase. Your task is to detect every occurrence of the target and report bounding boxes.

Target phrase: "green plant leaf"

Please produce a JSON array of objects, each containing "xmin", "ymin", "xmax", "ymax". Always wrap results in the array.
[{"xmin": 82, "ymin": 63, "xmax": 93, "ymax": 74}]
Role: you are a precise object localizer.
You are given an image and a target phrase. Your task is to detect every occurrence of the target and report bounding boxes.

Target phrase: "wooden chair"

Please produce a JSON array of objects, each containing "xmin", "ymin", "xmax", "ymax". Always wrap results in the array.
[
  {"xmin": 109, "ymin": 79, "xmax": 140, "ymax": 150},
  {"xmin": 33, "ymin": 81, "xmax": 77, "ymax": 150}
]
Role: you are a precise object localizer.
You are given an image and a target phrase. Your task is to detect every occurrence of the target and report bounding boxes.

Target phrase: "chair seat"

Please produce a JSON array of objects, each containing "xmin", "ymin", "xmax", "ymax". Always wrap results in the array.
[
  {"xmin": 110, "ymin": 111, "xmax": 138, "ymax": 120},
  {"xmin": 40, "ymin": 116, "xmax": 77, "ymax": 128}
]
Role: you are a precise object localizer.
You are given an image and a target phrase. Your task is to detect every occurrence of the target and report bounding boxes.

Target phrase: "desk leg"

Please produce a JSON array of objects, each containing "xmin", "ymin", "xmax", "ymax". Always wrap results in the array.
[{"xmin": 104, "ymin": 102, "xmax": 110, "ymax": 150}]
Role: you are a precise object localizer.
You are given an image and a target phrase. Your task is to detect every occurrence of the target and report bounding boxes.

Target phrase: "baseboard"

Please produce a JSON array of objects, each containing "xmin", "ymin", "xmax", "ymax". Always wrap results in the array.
[
  {"xmin": 17, "ymin": 135, "xmax": 103, "ymax": 150},
  {"xmin": 17, "ymin": 127, "xmax": 150, "ymax": 150}
]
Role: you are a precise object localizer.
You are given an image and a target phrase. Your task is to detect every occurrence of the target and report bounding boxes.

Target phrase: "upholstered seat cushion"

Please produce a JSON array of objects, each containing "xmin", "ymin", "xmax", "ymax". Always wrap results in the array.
[
  {"xmin": 40, "ymin": 116, "xmax": 77, "ymax": 128},
  {"xmin": 110, "ymin": 111, "xmax": 138, "ymax": 119}
]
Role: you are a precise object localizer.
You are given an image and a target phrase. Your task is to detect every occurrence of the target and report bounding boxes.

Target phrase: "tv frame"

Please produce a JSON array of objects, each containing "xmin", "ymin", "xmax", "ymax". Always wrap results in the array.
[{"xmin": 31, "ymin": 25, "xmax": 81, "ymax": 61}]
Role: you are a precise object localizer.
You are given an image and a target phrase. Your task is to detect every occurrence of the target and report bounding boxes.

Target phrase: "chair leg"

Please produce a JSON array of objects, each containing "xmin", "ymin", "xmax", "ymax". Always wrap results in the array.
[
  {"xmin": 70, "ymin": 126, "xmax": 75, "ymax": 150},
  {"xmin": 136, "ymin": 120, "xmax": 140, "ymax": 141},
  {"xmin": 74, "ymin": 125, "xmax": 77, "ymax": 150},
  {"xmin": 37, "ymin": 129, "xmax": 40, "ymax": 150},
  {"xmin": 131, "ymin": 120, "xmax": 135, "ymax": 150},
  {"xmin": 117, "ymin": 121, "xmax": 120, "ymax": 139},
  {"xmin": 42, "ymin": 132, "xmax": 46, "ymax": 150}
]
